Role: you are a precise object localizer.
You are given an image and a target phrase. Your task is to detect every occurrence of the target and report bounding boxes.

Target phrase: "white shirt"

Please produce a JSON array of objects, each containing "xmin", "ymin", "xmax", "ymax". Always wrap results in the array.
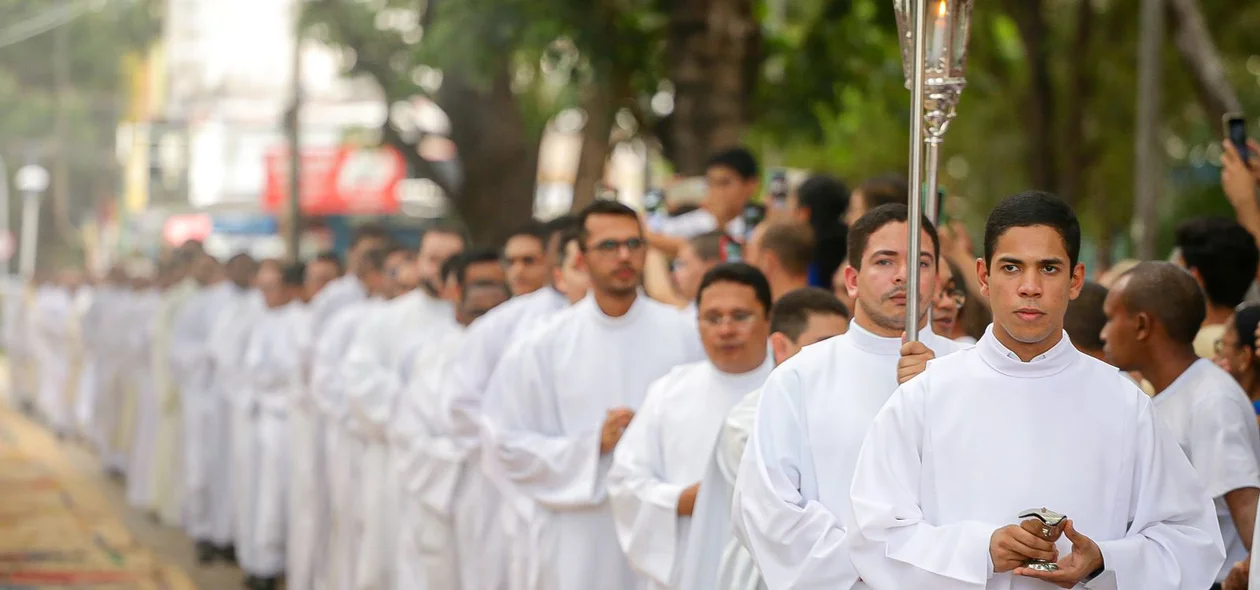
[
  {"xmin": 848, "ymin": 326, "xmax": 1225, "ymax": 590},
  {"xmin": 1151, "ymin": 359, "xmax": 1260, "ymax": 582},
  {"xmin": 732, "ymin": 323, "xmax": 965, "ymax": 590},
  {"xmin": 608, "ymin": 357, "xmax": 774, "ymax": 589},
  {"xmin": 491, "ymin": 294, "xmax": 705, "ymax": 590},
  {"xmin": 648, "ymin": 208, "xmax": 746, "ymax": 240}
]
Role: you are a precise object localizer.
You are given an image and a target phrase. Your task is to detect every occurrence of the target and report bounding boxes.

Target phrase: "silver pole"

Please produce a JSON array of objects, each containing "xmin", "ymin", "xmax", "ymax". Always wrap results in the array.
[
  {"xmin": 286, "ymin": 3, "xmax": 304, "ymax": 263},
  {"xmin": 923, "ymin": 139, "xmax": 941, "ymax": 329},
  {"xmin": 18, "ymin": 192, "xmax": 40, "ymax": 280},
  {"xmin": 905, "ymin": 0, "xmax": 928, "ymax": 342}
]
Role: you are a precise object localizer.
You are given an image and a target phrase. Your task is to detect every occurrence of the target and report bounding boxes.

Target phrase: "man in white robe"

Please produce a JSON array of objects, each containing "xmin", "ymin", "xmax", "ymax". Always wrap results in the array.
[
  {"xmin": 169, "ymin": 254, "xmax": 234, "ymax": 562},
  {"xmin": 733, "ymin": 204, "xmax": 963, "ymax": 590},
  {"xmin": 83, "ymin": 269, "xmax": 134, "ymax": 472},
  {"xmin": 1101, "ymin": 261, "xmax": 1260, "ymax": 587},
  {"xmin": 150, "ymin": 255, "xmax": 199, "ymax": 525},
  {"xmin": 313, "ymin": 247, "xmax": 392, "ymax": 590},
  {"xmin": 344, "ymin": 227, "xmax": 465, "ymax": 590},
  {"xmin": 392, "ymin": 255, "xmax": 510, "ymax": 590},
  {"xmin": 608, "ymin": 263, "xmax": 777, "ymax": 589},
  {"xmin": 491, "ymin": 201, "xmax": 704, "ymax": 590},
  {"xmin": 126, "ymin": 277, "xmax": 163, "ymax": 508},
  {"xmin": 240, "ymin": 261, "xmax": 307, "ymax": 590},
  {"xmin": 32, "ymin": 276, "xmax": 74, "ymax": 436},
  {"xmin": 678, "ymin": 287, "xmax": 849, "ymax": 590},
  {"xmin": 848, "ymin": 191, "xmax": 1225, "ymax": 589}
]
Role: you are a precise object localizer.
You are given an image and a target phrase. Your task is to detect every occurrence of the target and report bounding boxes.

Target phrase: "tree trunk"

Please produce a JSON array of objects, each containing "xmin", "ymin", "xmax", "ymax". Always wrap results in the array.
[
  {"xmin": 1058, "ymin": 0, "xmax": 1095, "ymax": 208},
  {"xmin": 1006, "ymin": 0, "xmax": 1058, "ymax": 194},
  {"xmin": 1133, "ymin": 0, "xmax": 1164, "ymax": 260},
  {"xmin": 1166, "ymin": 0, "xmax": 1242, "ymax": 124},
  {"xmin": 664, "ymin": 0, "xmax": 760, "ymax": 175},
  {"xmin": 572, "ymin": 80, "xmax": 617, "ymax": 211}
]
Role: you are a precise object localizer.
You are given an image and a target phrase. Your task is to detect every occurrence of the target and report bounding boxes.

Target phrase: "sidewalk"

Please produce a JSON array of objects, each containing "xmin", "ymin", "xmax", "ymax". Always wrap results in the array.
[{"xmin": 0, "ymin": 402, "xmax": 241, "ymax": 589}]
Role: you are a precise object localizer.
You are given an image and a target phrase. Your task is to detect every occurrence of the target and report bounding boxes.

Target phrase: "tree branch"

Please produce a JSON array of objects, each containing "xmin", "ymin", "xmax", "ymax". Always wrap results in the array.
[{"xmin": 1165, "ymin": 0, "xmax": 1242, "ymax": 123}]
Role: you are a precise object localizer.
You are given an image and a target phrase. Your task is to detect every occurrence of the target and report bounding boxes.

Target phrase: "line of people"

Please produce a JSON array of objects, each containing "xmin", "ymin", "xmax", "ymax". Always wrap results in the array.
[{"xmin": 2, "ymin": 187, "xmax": 1253, "ymax": 590}]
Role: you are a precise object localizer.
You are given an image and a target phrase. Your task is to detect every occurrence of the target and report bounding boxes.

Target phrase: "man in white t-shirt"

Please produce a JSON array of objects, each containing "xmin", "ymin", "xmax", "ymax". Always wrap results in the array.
[
  {"xmin": 1102, "ymin": 261, "xmax": 1260, "ymax": 587},
  {"xmin": 646, "ymin": 147, "xmax": 760, "ymax": 256}
]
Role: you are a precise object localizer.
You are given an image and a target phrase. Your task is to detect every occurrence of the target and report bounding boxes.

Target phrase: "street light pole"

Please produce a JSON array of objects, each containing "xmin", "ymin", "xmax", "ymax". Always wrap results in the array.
[
  {"xmin": 16, "ymin": 164, "xmax": 49, "ymax": 281},
  {"xmin": 286, "ymin": 1, "xmax": 304, "ymax": 263}
]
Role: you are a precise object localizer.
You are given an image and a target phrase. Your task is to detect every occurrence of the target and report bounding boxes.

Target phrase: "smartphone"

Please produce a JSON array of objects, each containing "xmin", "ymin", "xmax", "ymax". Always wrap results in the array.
[
  {"xmin": 642, "ymin": 189, "xmax": 666, "ymax": 215},
  {"xmin": 742, "ymin": 203, "xmax": 766, "ymax": 233},
  {"xmin": 1225, "ymin": 113, "xmax": 1249, "ymax": 166},
  {"xmin": 768, "ymin": 169, "xmax": 788, "ymax": 209}
]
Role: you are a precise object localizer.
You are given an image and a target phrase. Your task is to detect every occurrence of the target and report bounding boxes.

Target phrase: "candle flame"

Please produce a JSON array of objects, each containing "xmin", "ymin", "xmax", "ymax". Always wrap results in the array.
[{"xmin": 938, "ymin": 0, "xmax": 947, "ymax": 17}]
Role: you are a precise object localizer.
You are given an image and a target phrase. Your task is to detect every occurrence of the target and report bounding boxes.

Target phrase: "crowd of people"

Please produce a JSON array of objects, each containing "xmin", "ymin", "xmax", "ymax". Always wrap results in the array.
[{"xmin": 4, "ymin": 141, "xmax": 1260, "ymax": 590}]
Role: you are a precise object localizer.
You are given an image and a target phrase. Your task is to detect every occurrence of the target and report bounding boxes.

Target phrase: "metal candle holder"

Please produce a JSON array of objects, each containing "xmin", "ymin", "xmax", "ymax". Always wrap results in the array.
[{"xmin": 894, "ymin": 0, "xmax": 973, "ymax": 342}]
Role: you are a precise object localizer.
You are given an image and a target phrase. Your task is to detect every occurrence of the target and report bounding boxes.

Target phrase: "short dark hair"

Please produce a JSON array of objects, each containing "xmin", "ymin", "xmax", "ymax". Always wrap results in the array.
[
  {"xmin": 350, "ymin": 222, "xmax": 392, "ymax": 248},
  {"xmin": 543, "ymin": 214, "xmax": 579, "ymax": 243},
  {"xmin": 313, "ymin": 251, "xmax": 345, "ymax": 275},
  {"xmin": 1064, "ymin": 281, "xmax": 1108, "ymax": 351},
  {"xmin": 1175, "ymin": 217, "xmax": 1259, "ymax": 308},
  {"xmin": 846, "ymin": 203, "xmax": 939, "ymax": 271},
  {"xmin": 422, "ymin": 221, "xmax": 470, "ymax": 250},
  {"xmin": 1234, "ymin": 305, "xmax": 1260, "ymax": 352},
  {"xmin": 696, "ymin": 262, "xmax": 773, "ymax": 315},
  {"xmin": 690, "ymin": 231, "xmax": 727, "ymax": 263},
  {"xmin": 758, "ymin": 220, "xmax": 816, "ymax": 276},
  {"xmin": 281, "ymin": 262, "xmax": 306, "ymax": 287},
  {"xmin": 576, "ymin": 200, "xmax": 641, "ymax": 247},
  {"xmin": 706, "ymin": 147, "xmax": 760, "ymax": 180},
  {"xmin": 798, "ymin": 175, "xmax": 851, "ymax": 225},
  {"xmin": 983, "ymin": 191, "xmax": 1081, "ymax": 268},
  {"xmin": 361, "ymin": 246, "xmax": 391, "ymax": 273},
  {"xmin": 505, "ymin": 222, "xmax": 549, "ymax": 250},
  {"xmin": 556, "ymin": 227, "xmax": 582, "ymax": 267},
  {"xmin": 855, "ymin": 175, "xmax": 908, "ymax": 210},
  {"xmin": 1115, "ymin": 261, "xmax": 1206, "ymax": 346},
  {"xmin": 450, "ymin": 249, "xmax": 502, "ymax": 287},
  {"xmin": 769, "ymin": 287, "xmax": 850, "ymax": 341}
]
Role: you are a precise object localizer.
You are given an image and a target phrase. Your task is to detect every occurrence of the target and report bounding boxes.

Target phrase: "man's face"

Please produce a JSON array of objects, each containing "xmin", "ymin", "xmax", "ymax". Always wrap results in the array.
[
  {"xmin": 459, "ymin": 284, "xmax": 510, "ymax": 326},
  {"xmin": 773, "ymin": 312, "xmax": 849, "ymax": 364},
  {"xmin": 698, "ymin": 281, "xmax": 770, "ymax": 373},
  {"xmin": 447, "ymin": 260, "xmax": 506, "ymax": 304},
  {"xmin": 417, "ymin": 232, "xmax": 465, "ymax": 294},
  {"xmin": 932, "ymin": 262, "xmax": 964, "ymax": 337},
  {"xmin": 1100, "ymin": 276, "xmax": 1142, "ymax": 370},
  {"xmin": 672, "ymin": 244, "xmax": 715, "ymax": 302},
  {"xmin": 843, "ymin": 222, "xmax": 937, "ymax": 335},
  {"xmin": 193, "ymin": 256, "xmax": 221, "ymax": 285},
  {"xmin": 503, "ymin": 235, "xmax": 548, "ymax": 296},
  {"xmin": 706, "ymin": 165, "xmax": 756, "ymax": 216},
  {"xmin": 351, "ymin": 237, "xmax": 386, "ymax": 272},
  {"xmin": 384, "ymin": 252, "xmax": 415, "ymax": 298},
  {"xmin": 257, "ymin": 266, "xmax": 288, "ymax": 309},
  {"xmin": 577, "ymin": 214, "xmax": 645, "ymax": 298},
  {"xmin": 978, "ymin": 225, "xmax": 1083, "ymax": 348},
  {"xmin": 305, "ymin": 260, "xmax": 340, "ymax": 300},
  {"xmin": 556, "ymin": 240, "xmax": 590, "ymax": 304}
]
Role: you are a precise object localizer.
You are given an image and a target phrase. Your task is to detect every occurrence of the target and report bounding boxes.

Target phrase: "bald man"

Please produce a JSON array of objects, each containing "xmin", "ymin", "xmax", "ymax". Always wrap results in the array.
[{"xmin": 1102, "ymin": 261, "xmax": 1260, "ymax": 587}]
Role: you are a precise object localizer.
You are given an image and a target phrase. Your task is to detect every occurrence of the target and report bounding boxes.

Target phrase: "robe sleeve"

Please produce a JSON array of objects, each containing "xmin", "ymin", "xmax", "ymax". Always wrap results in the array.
[
  {"xmin": 342, "ymin": 313, "xmax": 403, "ymax": 439},
  {"xmin": 733, "ymin": 370, "xmax": 864, "ymax": 590},
  {"xmin": 1091, "ymin": 401, "xmax": 1226, "ymax": 590},
  {"xmin": 1186, "ymin": 392, "xmax": 1260, "ymax": 500},
  {"xmin": 717, "ymin": 388, "xmax": 759, "ymax": 484},
  {"xmin": 607, "ymin": 377, "xmax": 688, "ymax": 586},
  {"xmin": 311, "ymin": 312, "xmax": 355, "ymax": 420},
  {"xmin": 847, "ymin": 377, "xmax": 996, "ymax": 589},
  {"xmin": 169, "ymin": 296, "xmax": 213, "ymax": 389},
  {"xmin": 492, "ymin": 334, "xmax": 608, "ymax": 511}
]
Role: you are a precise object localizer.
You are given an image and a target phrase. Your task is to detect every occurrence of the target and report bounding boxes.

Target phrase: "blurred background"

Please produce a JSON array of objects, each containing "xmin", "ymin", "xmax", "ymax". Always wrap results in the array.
[{"xmin": 0, "ymin": 0, "xmax": 1257, "ymax": 272}]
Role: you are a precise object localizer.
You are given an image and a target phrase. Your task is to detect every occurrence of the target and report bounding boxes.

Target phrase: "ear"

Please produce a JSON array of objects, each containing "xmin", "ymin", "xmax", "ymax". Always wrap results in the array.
[
  {"xmin": 975, "ymin": 257, "xmax": 990, "ymax": 298},
  {"xmin": 769, "ymin": 332, "xmax": 791, "ymax": 365},
  {"xmin": 1068, "ymin": 262, "xmax": 1086, "ymax": 300},
  {"xmin": 575, "ymin": 250, "xmax": 589, "ymax": 273},
  {"xmin": 1189, "ymin": 267, "xmax": 1206, "ymax": 289},
  {"xmin": 1134, "ymin": 312, "xmax": 1153, "ymax": 341},
  {"xmin": 843, "ymin": 263, "xmax": 859, "ymax": 298}
]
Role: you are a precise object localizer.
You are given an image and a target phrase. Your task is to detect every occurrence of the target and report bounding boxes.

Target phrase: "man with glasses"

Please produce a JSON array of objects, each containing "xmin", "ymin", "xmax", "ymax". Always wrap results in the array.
[
  {"xmin": 607, "ymin": 262, "xmax": 776, "ymax": 590},
  {"xmin": 490, "ymin": 200, "xmax": 704, "ymax": 590},
  {"xmin": 1102, "ymin": 261, "xmax": 1260, "ymax": 589}
]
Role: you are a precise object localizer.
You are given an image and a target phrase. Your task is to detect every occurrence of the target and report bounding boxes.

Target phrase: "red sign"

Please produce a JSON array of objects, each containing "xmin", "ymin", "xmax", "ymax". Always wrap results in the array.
[
  {"xmin": 163, "ymin": 214, "xmax": 213, "ymax": 246},
  {"xmin": 262, "ymin": 145, "xmax": 405, "ymax": 215}
]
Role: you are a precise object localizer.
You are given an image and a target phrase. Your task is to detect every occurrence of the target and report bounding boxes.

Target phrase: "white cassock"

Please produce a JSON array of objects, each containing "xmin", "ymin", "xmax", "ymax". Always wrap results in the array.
[
  {"xmin": 202, "ymin": 285, "xmax": 257, "ymax": 549},
  {"xmin": 608, "ymin": 357, "xmax": 774, "ymax": 589},
  {"xmin": 732, "ymin": 324, "xmax": 963, "ymax": 590},
  {"xmin": 313, "ymin": 298, "xmax": 380, "ymax": 590},
  {"xmin": 344, "ymin": 289, "xmax": 452, "ymax": 590},
  {"xmin": 216, "ymin": 290, "xmax": 267, "ymax": 568},
  {"xmin": 241, "ymin": 301, "xmax": 306, "ymax": 578},
  {"xmin": 1149, "ymin": 359, "xmax": 1260, "ymax": 583},
  {"xmin": 492, "ymin": 294, "xmax": 704, "ymax": 590},
  {"xmin": 678, "ymin": 386, "xmax": 759, "ymax": 590},
  {"xmin": 69, "ymin": 285, "xmax": 95, "ymax": 440},
  {"xmin": 391, "ymin": 320, "xmax": 464, "ymax": 590},
  {"xmin": 169, "ymin": 282, "xmax": 235, "ymax": 542},
  {"xmin": 848, "ymin": 327, "xmax": 1225, "ymax": 590},
  {"xmin": 88, "ymin": 285, "xmax": 133, "ymax": 470},
  {"xmin": 291, "ymin": 274, "xmax": 364, "ymax": 590},
  {"xmin": 447, "ymin": 287, "xmax": 568, "ymax": 590},
  {"xmin": 150, "ymin": 278, "xmax": 199, "ymax": 526},
  {"xmin": 126, "ymin": 287, "xmax": 162, "ymax": 508},
  {"xmin": 32, "ymin": 285, "xmax": 74, "ymax": 434}
]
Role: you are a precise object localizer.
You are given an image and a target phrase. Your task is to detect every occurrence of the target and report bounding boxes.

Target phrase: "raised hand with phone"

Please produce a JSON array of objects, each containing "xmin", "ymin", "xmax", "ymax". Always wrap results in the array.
[{"xmin": 1221, "ymin": 114, "xmax": 1260, "ymax": 249}]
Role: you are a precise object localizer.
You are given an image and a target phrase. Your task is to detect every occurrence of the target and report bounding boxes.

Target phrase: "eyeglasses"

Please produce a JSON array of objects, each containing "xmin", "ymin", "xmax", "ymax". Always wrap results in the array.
[
  {"xmin": 936, "ymin": 287, "xmax": 966, "ymax": 307},
  {"xmin": 700, "ymin": 310, "xmax": 759, "ymax": 327},
  {"xmin": 588, "ymin": 238, "xmax": 646, "ymax": 255}
]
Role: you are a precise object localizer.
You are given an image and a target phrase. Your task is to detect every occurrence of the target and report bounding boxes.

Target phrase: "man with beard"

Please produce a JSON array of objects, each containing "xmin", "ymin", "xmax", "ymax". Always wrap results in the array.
[
  {"xmin": 490, "ymin": 200, "xmax": 704, "ymax": 590},
  {"xmin": 343, "ymin": 226, "xmax": 465, "ymax": 590},
  {"xmin": 732, "ymin": 203, "xmax": 963, "ymax": 589}
]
